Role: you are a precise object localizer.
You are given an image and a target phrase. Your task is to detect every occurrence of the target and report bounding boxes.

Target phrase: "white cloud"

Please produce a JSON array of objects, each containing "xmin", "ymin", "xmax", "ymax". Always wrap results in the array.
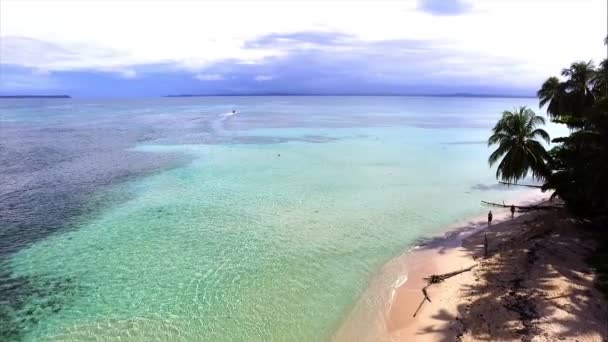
[
  {"xmin": 119, "ymin": 69, "xmax": 137, "ymax": 79},
  {"xmin": 1, "ymin": 0, "xmax": 606, "ymax": 86},
  {"xmin": 195, "ymin": 74, "xmax": 225, "ymax": 81},
  {"xmin": 0, "ymin": 36, "xmax": 144, "ymax": 76},
  {"xmin": 254, "ymin": 75, "xmax": 275, "ymax": 81}
]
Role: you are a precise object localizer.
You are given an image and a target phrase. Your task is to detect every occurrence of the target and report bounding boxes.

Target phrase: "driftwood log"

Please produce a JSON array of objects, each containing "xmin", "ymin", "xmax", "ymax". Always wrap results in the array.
[
  {"xmin": 481, "ymin": 201, "xmax": 562, "ymax": 212},
  {"xmin": 498, "ymin": 181, "xmax": 543, "ymax": 188},
  {"xmin": 413, "ymin": 264, "xmax": 477, "ymax": 317}
]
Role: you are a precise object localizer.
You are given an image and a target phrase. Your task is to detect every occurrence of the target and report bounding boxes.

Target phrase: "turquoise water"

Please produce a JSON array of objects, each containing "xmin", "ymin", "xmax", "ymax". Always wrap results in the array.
[{"xmin": 0, "ymin": 97, "xmax": 565, "ymax": 341}]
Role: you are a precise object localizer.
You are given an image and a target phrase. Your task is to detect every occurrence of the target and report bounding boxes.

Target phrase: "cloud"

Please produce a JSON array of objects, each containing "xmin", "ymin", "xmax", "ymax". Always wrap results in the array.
[
  {"xmin": 201, "ymin": 32, "xmax": 541, "ymax": 91},
  {"xmin": 2, "ymin": 0, "xmax": 605, "ymax": 77},
  {"xmin": 119, "ymin": 69, "xmax": 137, "ymax": 79},
  {"xmin": 417, "ymin": 0, "xmax": 472, "ymax": 16},
  {"xmin": 101, "ymin": 68, "xmax": 137, "ymax": 79},
  {"xmin": 195, "ymin": 74, "xmax": 225, "ymax": 81},
  {"xmin": 244, "ymin": 31, "xmax": 354, "ymax": 50},
  {"xmin": 0, "ymin": 36, "xmax": 144, "ymax": 77},
  {"xmin": 1, "ymin": 0, "xmax": 606, "ymax": 97},
  {"xmin": 0, "ymin": 32, "xmax": 542, "ymax": 96},
  {"xmin": 254, "ymin": 75, "xmax": 276, "ymax": 81}
]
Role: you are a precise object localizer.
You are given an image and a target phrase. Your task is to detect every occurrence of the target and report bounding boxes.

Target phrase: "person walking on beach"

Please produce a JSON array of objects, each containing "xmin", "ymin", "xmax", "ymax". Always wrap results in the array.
[
  {"xmin": 488, "ymin": 210, "xmax": 493, "ymax": 226},
  {"xmin": 510, "ymin": 205, "xmax": 515, "ymax": 218}
]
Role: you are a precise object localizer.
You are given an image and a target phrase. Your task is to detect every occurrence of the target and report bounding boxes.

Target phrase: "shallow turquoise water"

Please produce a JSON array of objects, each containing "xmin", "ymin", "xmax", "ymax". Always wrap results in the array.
[{"xmin": 1, "ymin": 97, "xmax": 565, "ymax": 341}]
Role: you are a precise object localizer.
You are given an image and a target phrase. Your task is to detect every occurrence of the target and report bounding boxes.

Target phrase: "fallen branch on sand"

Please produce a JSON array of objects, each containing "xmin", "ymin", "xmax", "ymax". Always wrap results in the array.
[
  {"xmin": 413, "ymin": 264, "xmax": 477, "ymax": 317},
  {"xmin": 423, "ymin": 265, "xmax": 477, "ymax": 284},
  {"xmin": 498, "ymin": 181, "xmax": 543, "ymax": 188},
  {"xmin": 481, "ymin": 201, "xmax": 562, "ymax": 211}
]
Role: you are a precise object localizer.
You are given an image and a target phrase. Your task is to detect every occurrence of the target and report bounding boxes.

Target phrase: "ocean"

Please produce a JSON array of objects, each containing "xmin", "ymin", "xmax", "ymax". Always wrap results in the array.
[{"xmin": 0, "ymin": 96, "xmax": 566, "ymax": 341}]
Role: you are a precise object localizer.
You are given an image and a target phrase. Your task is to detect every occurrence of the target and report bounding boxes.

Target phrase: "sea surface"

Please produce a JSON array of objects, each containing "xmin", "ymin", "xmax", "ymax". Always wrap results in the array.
[{"xmin": 0, "ymin": 96, "xmax": 566, "ymax": 341}]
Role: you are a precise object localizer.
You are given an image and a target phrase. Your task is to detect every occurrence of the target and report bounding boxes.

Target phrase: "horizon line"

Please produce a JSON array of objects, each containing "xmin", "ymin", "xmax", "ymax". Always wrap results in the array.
[
  {"xmin": 166, "ymin": 93, "xmax": 536, "ymax": 99},
  {"xmin": 1, "ymin": 93, "xmax": 537, "ymax": 100}
]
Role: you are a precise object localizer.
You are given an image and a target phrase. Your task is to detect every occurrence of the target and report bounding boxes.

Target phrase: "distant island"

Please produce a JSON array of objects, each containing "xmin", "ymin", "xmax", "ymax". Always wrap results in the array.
[
  {"xmin": 0, "ymin": 95, "xmax": 72, "ymax": 99},
  {"xmin": 165, "ymin": 93, "xmax": 535, "ymax": 99}
]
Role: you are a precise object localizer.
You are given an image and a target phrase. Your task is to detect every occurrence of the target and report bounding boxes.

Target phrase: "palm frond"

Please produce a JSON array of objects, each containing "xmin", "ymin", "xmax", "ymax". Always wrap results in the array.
[
  {"xmin": 529, "ymin": 114, "xmax": 546, "ymax": 127},
  {"xmin": 530, "ymin": 128, "xmax": 551, "ymax": 144},
  {"xmin": 488, "ymin": 142, "xmax": 511, "ymax": 166},
  {"xmin": 488, "ymin": 132, "xmax": 513, "ymax": 146}
]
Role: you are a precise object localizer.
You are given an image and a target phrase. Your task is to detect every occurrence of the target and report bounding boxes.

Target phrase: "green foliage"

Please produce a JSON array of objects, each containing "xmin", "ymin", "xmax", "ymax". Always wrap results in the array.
[
  {"xmin": 487, "ymin": 107, "xmax": 550, "ymax": 184},
  {"xmin": 537, "ymin": 61, "xmax": 598, "ymax": 128},
  {"xmin": 492, "ymin": 37, "xmax": 608, "ymax": 216},
  {"xmin": 536, "ymin": 57, "xmax": 608, "ymax": 215}
]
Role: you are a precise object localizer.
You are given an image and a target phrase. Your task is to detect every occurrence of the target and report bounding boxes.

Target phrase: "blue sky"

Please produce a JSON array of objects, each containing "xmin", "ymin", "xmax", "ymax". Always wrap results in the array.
[{"xmin": 1, "ymin": 0, "xmax": 606, "ymax": 97}]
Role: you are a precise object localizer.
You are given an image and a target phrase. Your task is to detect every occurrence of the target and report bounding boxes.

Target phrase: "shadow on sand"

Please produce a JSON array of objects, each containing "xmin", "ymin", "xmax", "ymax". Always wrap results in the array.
[{"xmin": 413, "ymin": 210, "xmax": 608, "ymax": 341}]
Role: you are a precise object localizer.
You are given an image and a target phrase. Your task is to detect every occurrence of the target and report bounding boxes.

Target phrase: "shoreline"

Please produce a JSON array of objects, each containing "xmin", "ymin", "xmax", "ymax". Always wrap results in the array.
[{"xmin": 333, "ymin": 189, "xmax": 608, "ymax": 341}]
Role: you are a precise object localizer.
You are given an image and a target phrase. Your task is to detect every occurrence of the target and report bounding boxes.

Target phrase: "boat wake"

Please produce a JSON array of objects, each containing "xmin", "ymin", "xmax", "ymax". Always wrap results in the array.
[
  {"xmin": 211, "ymin": 111, "xmax": 238, "ymax": 134},
  {"xmin": 218, "ymin": 111, "xmax": 238, "ymax": 119}
]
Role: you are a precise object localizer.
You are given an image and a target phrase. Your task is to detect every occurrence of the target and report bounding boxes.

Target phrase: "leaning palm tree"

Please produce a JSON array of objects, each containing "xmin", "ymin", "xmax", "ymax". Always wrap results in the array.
[{"xmin": 488, "ymin": 107, "xmax": 551, "ymax": 184}]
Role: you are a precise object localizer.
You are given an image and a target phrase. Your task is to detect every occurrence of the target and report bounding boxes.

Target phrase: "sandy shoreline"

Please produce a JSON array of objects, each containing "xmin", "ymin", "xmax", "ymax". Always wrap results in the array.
[{"xmin": 334, "ymin": 190, "xmax": 608, "ymax": 341}]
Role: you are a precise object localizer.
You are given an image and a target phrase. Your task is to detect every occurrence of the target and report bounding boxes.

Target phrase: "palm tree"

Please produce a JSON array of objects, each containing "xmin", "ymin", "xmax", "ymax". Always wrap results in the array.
[
  {"xmin": 562, "ymin": 61, "xmax": 596, "ymax": 96},
  {"xmin": 537, "ymin": 76, "xmax": 563, "ymax": 118},
  {"xmin": 595, "ymin": 58, "xmax": 608, "ymax": 96},
  {"xmin": 538, "ymin": 61, "xmax": 598, "ymax": 128},
  {"xmin": 488, "ymin": 107, "xmax": 551, "ymax": 184}
]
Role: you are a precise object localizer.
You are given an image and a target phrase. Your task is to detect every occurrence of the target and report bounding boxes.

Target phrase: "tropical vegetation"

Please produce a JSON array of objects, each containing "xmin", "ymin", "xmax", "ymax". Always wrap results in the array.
[
  {"xmin": 488, "ymin": 38, "xmax": 608, "ymax": 217},
  {"xmin": 487, "ymin": 107, "xmax": 550, "ymax": 184}
]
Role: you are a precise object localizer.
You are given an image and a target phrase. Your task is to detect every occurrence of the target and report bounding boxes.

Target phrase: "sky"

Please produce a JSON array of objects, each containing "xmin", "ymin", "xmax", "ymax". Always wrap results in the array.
[{"xmin": 0, "ymin": 0, "xmax": 607, "ymax": 97}]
